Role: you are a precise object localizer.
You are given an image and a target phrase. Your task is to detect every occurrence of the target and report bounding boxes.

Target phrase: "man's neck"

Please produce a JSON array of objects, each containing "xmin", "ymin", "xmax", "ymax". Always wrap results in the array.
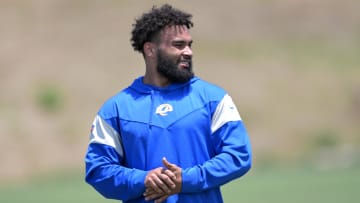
[{"xmin": 143, "ymin": 72, "xmax": 170, "ymax": 87}]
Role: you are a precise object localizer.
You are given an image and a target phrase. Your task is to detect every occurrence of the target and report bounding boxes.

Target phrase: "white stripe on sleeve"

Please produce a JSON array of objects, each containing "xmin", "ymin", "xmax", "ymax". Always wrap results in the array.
[
  {"xmin": 89, "ymin": 115, "xmax": 123, "ymax": 157},
  {"xmin": 211, "ymin": 94, "xmax": 242, "ymax": 134}
]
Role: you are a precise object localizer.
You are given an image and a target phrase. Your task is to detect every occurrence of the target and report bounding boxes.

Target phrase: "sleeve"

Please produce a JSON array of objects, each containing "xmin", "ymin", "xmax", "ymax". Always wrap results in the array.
[
  {"xmin": 181, "ymin": 94, "xmax": 252, "ymax": 193},
  {"xmin": 84, "ymin": 114, "xmax": 147, "ymax": 201}
]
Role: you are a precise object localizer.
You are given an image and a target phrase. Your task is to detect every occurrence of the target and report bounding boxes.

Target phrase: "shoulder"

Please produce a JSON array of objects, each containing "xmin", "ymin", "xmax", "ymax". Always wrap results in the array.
[
  {"xmin": 191, "ymin": 77, "xmax": 227, "ymax": 101},
  {"xmin": 97, "ymin": 87, "xmax": 130, "ymax": 119}
]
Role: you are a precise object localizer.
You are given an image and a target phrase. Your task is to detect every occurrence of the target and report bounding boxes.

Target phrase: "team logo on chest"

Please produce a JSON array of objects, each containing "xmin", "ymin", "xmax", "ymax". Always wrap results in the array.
[{"xmin": 155, "ymin": 103, "xmax": 173, "ymax": 116}]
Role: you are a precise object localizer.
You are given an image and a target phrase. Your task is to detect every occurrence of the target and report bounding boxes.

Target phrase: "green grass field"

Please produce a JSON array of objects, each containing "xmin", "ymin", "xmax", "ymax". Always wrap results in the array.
[{"xmin": 0, "ymin": 167, "xmax": 359, "ymax": 203}]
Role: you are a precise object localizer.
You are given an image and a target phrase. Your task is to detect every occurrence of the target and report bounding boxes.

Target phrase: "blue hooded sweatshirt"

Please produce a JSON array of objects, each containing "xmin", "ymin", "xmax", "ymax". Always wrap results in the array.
[{"xmin": 85, "ymin": 76, "xmax": 252, "ymax": 203}]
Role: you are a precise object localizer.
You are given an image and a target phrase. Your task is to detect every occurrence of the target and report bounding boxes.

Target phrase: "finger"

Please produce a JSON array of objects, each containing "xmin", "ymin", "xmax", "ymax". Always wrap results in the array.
[
  {"xmin": 144, "ymin": 191, "xmax": 164, "ymax": 201},
  {"xmin": 159, "ymin": 172, "xmax": 175, "ymax": 189},
  {"xmin": 162, "ymin": 168, "xmax": 177, "ymax": 181},
  {"xmin": 155, "ymin": 177, "xmax": 171, "ymax": 194},
  {"xmin": 150, "ymin": 174, "xmax": 171, "ymax": 194},
  {"xmin": 155, "ymin": 195, "xmax": 169, "ymax": 203},
  {"xmin": 162, "ymin": 157, "xmax": 175, "ymax": 170},
  {"xmin": 143, "ymin": 187, "xmax": 156, "ymax": 196},
  {"xmin": 147, "ymin": 175, "xmax": 165, "ymax": 194}
]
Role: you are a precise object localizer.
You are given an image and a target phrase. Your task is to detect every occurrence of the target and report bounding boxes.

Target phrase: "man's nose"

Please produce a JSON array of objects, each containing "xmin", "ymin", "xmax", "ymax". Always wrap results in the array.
[{"xmin": 183, "ymin": 46, "xmax": 192, "ymax": 58}]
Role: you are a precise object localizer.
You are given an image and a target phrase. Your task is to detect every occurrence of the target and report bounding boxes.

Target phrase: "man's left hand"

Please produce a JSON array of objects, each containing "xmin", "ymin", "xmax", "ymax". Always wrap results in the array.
[{"xmin": 144, "ymin": 158, "xmax": 182, "ymax": 203}]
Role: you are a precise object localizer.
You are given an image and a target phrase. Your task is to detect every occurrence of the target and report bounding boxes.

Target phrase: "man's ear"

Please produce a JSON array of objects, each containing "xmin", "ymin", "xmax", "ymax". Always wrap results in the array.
[{"xmin": 143, "ymin": 42, "xmax": 155, "ymax": 57}]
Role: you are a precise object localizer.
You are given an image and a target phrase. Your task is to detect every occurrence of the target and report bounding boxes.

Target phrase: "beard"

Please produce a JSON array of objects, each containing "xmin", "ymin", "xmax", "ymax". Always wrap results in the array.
[{"xmin": 156, "ymin": 49, "xmax": 194, "ymax": 83}]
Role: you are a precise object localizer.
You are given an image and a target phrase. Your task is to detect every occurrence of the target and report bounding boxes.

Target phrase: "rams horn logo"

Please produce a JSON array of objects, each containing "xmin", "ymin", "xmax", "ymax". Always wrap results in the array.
[{"xmin": 155, "ymin": 103, "xmax": 173, "ymax": 116}]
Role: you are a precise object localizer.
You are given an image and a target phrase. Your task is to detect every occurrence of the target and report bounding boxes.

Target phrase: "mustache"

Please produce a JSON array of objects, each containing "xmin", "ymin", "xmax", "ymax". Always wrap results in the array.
[{"xmin": 179, "ymin": 59, "xmax": 192, "ymax": 64}]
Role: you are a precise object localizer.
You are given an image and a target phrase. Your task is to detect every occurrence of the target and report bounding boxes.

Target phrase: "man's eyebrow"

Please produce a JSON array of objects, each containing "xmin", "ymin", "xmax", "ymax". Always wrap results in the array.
[{"xmin": 172, "ymin": 39, "xmax": 193, "ymax": 44}]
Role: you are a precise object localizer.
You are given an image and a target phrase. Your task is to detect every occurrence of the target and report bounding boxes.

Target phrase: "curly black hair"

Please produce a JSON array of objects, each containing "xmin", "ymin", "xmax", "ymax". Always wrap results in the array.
[{"xmin": 130, "ymin": 4, "xmax": 194, "ymax": 53}]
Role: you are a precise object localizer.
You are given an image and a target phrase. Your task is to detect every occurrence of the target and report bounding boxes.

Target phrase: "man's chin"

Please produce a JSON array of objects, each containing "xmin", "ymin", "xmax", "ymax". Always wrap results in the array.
[{"xmin": 170, "ymin": 73, "xmax": 194, "ymax": 84}]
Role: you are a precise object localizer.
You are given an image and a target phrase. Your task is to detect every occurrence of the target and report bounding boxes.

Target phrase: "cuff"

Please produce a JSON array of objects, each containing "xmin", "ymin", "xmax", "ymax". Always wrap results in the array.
[
  {"xmin": 181, "ymin": 166, "xmax": 201, "ymax": 193},
  {"xmin": 128, "ymin": 169, "xmax": 148, "ymax": 197}
]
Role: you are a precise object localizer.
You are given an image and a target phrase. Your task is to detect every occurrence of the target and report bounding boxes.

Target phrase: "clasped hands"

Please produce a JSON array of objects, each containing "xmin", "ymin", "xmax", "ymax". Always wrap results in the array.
[{"xmin": 144, "ymin": 157, "xmax": 182, "ymax": 203}]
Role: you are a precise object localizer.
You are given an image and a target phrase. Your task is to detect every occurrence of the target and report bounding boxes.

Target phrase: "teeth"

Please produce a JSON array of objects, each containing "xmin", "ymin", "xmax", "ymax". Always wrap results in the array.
[{"xmin": 179, "ymin": 61, "xmax": 190, "ymax": 68}]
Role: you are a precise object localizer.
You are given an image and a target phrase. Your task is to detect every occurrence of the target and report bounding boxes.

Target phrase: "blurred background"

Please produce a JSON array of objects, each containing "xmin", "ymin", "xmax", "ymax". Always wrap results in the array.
[{"xmin": 0, "ymin": 0, "xmax": 359, "ymax": 202}]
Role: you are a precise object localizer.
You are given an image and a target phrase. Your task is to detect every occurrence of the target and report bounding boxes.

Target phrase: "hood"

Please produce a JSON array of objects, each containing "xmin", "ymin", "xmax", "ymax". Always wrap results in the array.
[{"xmin": 128, "ymin": 76, "xmax": 199, "ymax": 94}]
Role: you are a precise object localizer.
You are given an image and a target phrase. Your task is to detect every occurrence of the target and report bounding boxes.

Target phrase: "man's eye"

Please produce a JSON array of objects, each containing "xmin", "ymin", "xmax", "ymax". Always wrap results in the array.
[{"xmin": 174, "ymin": 43, "xmax": 183, "ymax": 48}]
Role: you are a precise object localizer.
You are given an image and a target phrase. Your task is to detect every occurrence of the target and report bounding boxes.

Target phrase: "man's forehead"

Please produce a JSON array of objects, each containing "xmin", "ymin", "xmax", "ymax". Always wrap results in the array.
[{"xmin": 160, "ymin": 25, "xmax": 191, "ymax": 40}]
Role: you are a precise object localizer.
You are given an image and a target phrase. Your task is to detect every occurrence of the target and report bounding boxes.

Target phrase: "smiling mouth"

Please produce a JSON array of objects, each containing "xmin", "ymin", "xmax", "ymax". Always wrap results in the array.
[{"xmin": 179, "ymin": 61, "xmax": 191, "ymax": 68}]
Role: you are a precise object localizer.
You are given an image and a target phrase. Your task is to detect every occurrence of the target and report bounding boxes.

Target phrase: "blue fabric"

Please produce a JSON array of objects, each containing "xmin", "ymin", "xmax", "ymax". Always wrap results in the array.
[{"xmin": 85, "ymin": 76, "xmax": 252, "ymax": 202}]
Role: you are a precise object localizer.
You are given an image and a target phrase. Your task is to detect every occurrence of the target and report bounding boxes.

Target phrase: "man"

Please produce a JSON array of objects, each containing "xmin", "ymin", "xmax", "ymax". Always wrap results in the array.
[{"xmin": 85, "ymin": 4, "xmax": 252, "ymax": 203}]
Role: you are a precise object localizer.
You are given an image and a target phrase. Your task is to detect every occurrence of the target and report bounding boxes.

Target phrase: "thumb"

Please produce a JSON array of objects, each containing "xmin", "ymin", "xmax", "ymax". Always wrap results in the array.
[{"xmin": 162, "ymin": 157, "xmax": 174, "ymax": 170}]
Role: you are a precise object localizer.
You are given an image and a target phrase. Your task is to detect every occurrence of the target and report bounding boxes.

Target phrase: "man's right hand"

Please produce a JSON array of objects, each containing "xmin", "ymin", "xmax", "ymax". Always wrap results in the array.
[
  {"xmin": 144, "ymin": 158, "xmax": 182, "ymax": 202},
  {"xmin": 144, "ymin": 167, "xmax": 176, "ymax": 195}
]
